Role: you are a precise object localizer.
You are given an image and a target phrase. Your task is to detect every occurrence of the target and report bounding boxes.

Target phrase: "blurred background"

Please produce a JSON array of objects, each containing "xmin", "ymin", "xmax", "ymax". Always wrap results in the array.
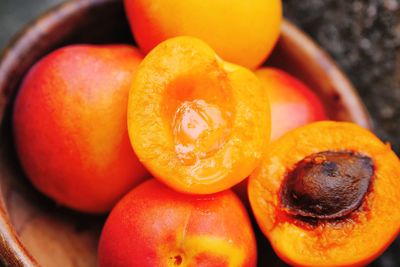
[
  {"xmin": 0, "ymin": 0, "xmax": 399, "ymax": 266},
  {"xmin": 0, "ymin": 0, "xmax": 65, "ymax": 49}
]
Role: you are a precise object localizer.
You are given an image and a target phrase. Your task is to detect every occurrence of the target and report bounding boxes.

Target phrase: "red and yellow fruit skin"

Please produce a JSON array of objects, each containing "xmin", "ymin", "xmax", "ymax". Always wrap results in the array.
[
  {"xmin": 98, "ymin": 179, "xmax": 257, "ymax": 267},
  {"xmin": 13, "ymin": 45, "xmax": 149, "ymax": 213},
  {"xmin": 248, "ymin": 121, "xmax": 400, "ymax": 267},
  {"xmin": 124, "ymin": 0, "xmax": 282, "ymax": 69},
  {"xmin": 255, "ymin": 68, "xmax": 327, "ymax": 141},
  {"xmin": 234, "ymin": 68, "xmax": 326, "ymax": 204}
]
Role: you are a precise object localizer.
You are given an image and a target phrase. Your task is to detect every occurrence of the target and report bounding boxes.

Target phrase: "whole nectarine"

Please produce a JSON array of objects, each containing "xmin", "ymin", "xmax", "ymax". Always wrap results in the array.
[
  {"xmin": 98, "ymin": 179, "xmax": 257, "ymax": 267},
  {"xmin": 255, "ymin": 68, "xmax": 327, "ymax": 140},
  {"xmin": 13, "ymin": 45, "xmax": 149, "ymax": 213},
  {"xmin": 124, "ymin": 0, "xmax": 282, "ymax": 69}
]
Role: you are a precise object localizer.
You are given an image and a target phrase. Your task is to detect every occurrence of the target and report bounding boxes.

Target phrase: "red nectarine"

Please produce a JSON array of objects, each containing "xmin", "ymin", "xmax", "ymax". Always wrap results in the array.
[
  {"xmin": 13, "ymin": 45, "xmax": 149, "ymax": 213},
  {"xmin": 98, "ymin": 179, "xmax": 257, "ymax": 267},
  {"xmin": 255, "ymin": 68, "xmax": 327, "ymax": 140}
]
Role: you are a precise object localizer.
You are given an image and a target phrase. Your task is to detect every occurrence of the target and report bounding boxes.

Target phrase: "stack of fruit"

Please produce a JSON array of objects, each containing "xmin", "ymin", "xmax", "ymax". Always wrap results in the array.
[{"xmin": 12, "ymin": 0, "xmax": 399, "ymax": 266}]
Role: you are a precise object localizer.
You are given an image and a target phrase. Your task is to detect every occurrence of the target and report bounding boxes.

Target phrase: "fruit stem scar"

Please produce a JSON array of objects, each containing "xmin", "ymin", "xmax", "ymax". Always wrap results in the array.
[
  {"xmin": 170, "ymin": 235, "xmax": 245, "ymax": 267},
  {"xmin": 280, "ymin": 151, "xmax": 373, "ymax": 220},
  {"xmin": 174, "ymin": 255, "xmax": 182, "ymax": 265},
  {"xmin": 169, "ymin": 254, "xmax": 183, "ymax": 266}
]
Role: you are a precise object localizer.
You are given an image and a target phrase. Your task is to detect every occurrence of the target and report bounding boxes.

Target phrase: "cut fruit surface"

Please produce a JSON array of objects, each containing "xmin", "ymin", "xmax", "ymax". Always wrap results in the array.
[
  {"xmin": 128, "ymin": 37, "xmax": 270, "ymax": 194},
  {"xmin": 248, "ymin": 121, "xmax": 400, "ymax": 267}
]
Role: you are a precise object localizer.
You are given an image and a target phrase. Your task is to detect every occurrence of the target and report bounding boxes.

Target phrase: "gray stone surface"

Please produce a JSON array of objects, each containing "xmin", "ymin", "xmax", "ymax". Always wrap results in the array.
[{"xmin": 284, "ymin": 0, "xmax": 400, "ymax": 154}]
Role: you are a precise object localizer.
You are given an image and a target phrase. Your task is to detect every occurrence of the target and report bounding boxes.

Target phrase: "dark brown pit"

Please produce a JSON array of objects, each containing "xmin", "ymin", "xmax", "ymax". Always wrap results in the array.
[{"xmin": 280, "ymin": 151, "xmax": 373, "ymax": 220}]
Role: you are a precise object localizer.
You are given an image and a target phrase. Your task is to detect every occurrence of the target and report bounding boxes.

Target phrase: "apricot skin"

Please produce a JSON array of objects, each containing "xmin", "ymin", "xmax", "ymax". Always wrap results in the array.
[
  {"xmin": 124, "ymin": 0, "xmax": 282, "ymax": 69},
  {"xmin": 248, "ymin": 121, "xmax": 400, "ymax": 267},
  {"xmin": 13, "ymin": 45, "xmax": 149, "ymax": 213},
  {"xmin": 234, "ymin": 69, "xmax": 326, "ymax": 203},
  {"xmin": 98, "ymin": 179, "xmax": 257, "ymax": 267},
  {"xmin": 255, "ymin": 68, "xmax": 327, "ymax": 140}
]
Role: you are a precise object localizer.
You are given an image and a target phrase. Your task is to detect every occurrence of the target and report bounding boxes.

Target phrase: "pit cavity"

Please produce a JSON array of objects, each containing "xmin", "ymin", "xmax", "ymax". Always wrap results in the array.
[
  {"xmin": 163, "ymin": 71, "xmax": 234, "ymax": 165},
  {"xmin": 172, "ymin": 99, "xmax": 231, "ymax": 162}
]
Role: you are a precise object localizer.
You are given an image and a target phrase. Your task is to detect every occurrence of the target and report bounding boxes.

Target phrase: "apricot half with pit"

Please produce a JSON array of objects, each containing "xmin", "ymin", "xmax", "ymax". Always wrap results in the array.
[
  {"xmin": 127, "ymin": 36, "xmax": 270, "ymax": 194},
  {"xmin": 248, "ymin": 121, "xmax": 400, "ymax": 267}
]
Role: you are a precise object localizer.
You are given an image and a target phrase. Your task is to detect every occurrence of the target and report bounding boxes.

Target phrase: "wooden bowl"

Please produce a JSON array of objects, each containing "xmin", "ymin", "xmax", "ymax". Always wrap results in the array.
[{"xmin": 0, "ymin": 0, "xmax": 375, "ymax": 266}]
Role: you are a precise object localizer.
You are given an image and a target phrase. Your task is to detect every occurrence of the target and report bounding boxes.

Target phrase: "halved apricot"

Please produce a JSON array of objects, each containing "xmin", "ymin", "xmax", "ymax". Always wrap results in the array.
[
  {"xmin": 128, "ymin": 36, "xmax": 270, "ymax": 194},
  {"xmin": 248, "ymin": 121, "xmax": 400, "ymax": 267}
]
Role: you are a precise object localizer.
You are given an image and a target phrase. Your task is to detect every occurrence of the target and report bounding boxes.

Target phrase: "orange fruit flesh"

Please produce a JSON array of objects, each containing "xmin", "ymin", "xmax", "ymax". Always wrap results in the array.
[
  {"xmin": 128, "ymin": 36, "xmax": 270, "ymax": 194},
  {"xmin": 248, "ymin": 121, "xmax": 400, "ymax": 267},
  {"xmin": 162, "ymin": 71, "xmax": 234, "ymax": 166}
]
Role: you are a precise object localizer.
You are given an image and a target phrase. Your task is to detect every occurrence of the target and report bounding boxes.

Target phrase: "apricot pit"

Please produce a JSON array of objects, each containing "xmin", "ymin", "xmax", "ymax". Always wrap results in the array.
[{"xmin": 281, "ymin": 151, "xmax": 373, "ymax": 219}]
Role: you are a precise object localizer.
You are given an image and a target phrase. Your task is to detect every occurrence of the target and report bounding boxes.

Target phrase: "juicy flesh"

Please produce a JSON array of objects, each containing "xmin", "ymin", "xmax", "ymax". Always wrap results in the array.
[
  {"xmin": 163, "ymin": 72, "xmax": 234, "ymax": 165},
  {"xmin": 173, "ymin": 99, "xmax": 231, "ymax": 163}
]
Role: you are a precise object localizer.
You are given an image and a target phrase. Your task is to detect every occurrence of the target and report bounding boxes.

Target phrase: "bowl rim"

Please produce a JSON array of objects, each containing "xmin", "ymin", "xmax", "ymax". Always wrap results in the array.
[
  {"xmin": 279, "ymin": 21, "xmax": 371, "ymax": 129},
  {"xmin": 0, "ymin": 0, "xmax": 372, "ymax": 266},
  {"xmin": 0, "ymin": 2, "xmax": 103, "ymax": 266}
]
